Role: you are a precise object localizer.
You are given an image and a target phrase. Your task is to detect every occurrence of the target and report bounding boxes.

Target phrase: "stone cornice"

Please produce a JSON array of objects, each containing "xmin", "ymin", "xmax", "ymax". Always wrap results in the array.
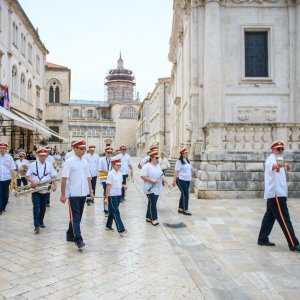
[{"xmin": 230, "ymin": 0, "xmax": 281, "ymax": 3}]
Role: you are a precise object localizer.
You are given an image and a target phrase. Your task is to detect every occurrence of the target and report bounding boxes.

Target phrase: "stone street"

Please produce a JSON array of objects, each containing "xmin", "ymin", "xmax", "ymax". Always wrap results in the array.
[{"xmin": 0, "ymin": 162, "xmax": 300, "ymax": 299}]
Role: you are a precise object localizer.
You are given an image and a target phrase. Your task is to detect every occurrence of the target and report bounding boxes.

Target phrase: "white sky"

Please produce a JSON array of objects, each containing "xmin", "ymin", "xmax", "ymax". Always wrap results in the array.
[{"xmin": 18, "ymin": 0, "xmax": 173, "ymax": 101}]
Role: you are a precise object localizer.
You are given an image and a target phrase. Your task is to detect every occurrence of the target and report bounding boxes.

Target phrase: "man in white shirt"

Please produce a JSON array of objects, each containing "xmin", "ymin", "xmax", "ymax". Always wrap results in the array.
[
  {"xmin": 85, "ymin": 145, "xmax": 101, "ymax": 205},
  {"xmin": 99, "ymin": 146, "xmax": 113, "ymax": 216},
  {"xmin": 105, "ymin": 157, "xmax": 127, "ymax": 236},
  {"xmin": 116, "ymin": 144, "xmax": 133, "ymax": 202},
  {"xmin": 0, "ymin": 142, "xmax": 16, "ymax": 214},
  {"xmin": 15, "ymin": 151, "xmax": 30, "ymax": 187},
  {"xmin": 258, "ymin": 140, "xmax": 300, "ymax": 252},
  {"xmin": 65, "ymin": 141, "xmax": 76, "ymax": 161},
  {"xmin": 60, "ymin": 139, "xmax": 94, "ymax": 249},
  {"xmin": 26, "ymin": 147, "xmax": 57, "ymax": 234},
  {"xmin": 45, "ymin": 146, "xmax": 55, "ymax": 207}
]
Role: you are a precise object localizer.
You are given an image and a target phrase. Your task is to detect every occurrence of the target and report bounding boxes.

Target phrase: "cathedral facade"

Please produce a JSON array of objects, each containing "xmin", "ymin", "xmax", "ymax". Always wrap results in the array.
[{"xmin": 45, "ymin": 55, "xmax": 141, "ymax": 155}]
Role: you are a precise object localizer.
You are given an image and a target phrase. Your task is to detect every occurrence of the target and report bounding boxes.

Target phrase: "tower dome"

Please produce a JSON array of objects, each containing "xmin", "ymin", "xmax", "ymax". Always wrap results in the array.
[{"xmin": 105, "ymin": 54, "xmax": 135, "ymax": 102}]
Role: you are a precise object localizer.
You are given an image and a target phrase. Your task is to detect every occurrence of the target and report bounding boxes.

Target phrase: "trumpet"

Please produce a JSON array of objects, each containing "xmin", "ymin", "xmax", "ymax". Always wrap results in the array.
[{"xmin": 14, "ymin": 178, "xmax": 61, "ymax": 197}]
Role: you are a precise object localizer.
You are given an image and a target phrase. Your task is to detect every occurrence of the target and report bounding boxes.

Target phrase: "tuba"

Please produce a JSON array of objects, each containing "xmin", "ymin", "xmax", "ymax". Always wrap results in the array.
[
  {"xmin": 19, "ymin": 165, "xmax": 28, "ymax": 177},
  {"xmin": 98, "ymin": 170, "xmax": 108, "ymax": 180}
]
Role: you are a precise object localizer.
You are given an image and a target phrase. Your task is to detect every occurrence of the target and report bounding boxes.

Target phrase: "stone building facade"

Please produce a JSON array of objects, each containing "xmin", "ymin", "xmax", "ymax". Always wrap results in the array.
[{"xmin": 168, "ymin": 0, "xmax": 300, "ymax": 198}]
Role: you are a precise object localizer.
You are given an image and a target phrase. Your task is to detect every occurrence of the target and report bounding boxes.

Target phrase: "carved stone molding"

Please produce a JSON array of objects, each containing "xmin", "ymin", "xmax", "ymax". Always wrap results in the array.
[
  {"xmin": 230, "ymin": 0, "xmax": 281, "ymax": 3},
  {"xmin": 236, "ymin": 106, "xmax": 277, "ymax": 122}
]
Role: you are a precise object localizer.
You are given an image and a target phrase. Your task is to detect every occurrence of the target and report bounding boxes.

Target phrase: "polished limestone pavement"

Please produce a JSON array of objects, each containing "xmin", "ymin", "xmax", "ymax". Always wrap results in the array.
[{"xmin": 0, "ymin": 163, "xmax": 300, "ymax": 299}]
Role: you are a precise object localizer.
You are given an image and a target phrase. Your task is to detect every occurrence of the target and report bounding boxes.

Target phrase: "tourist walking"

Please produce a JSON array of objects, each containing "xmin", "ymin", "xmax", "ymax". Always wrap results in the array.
[
  {"xmin": 60, "ymin": 139, "xmax": 93, "ymax": 249},
  {"xmin": 258, "ymin": 140, "xmax": 300, "ymax": 252},
  {"xmin": 141, "ymin": 151, "xmax": 170, "ymax": 226},
  {"xmin": 172, "ymin": 147, "xmax": 193, "ymax": 216}
]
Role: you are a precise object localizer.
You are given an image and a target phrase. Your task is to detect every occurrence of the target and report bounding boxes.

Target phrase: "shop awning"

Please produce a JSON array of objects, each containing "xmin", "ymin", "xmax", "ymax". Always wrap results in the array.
[
  {"xmin": 11, "ymin": 109, "xmax": 68, "ymax": 141},
  {"xmin": 0, "ymin": 106, "xmax": 37, "ymax": 132}
]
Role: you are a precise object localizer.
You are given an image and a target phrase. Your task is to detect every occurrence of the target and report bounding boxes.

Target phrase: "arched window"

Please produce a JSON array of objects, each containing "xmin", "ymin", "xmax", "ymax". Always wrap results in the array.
[
  {"xmin": 73, "ymin": 109, "xmax": 79, "ymax": 118},
  {"xmin": 12, "ymin": 66, "xmax": 17, "ymax": 94},
  {"xmin": 120, "ymin": 106, "xmax": 138, "ymax": 119},
  {"xmin": 48, "ymin": 80, "xmax": 60, "ymax": 103},
  {"xmin": 27, "ymin": 80, "xmax": 32, "ymax": 103},
  {"xmin": 20, "ymin": 73, "xmax": 25, "ymax": 100}
]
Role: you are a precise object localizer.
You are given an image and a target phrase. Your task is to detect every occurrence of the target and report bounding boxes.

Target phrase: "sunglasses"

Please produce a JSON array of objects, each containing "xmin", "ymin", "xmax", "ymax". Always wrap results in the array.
[
  {"xmin": 277, "ymin": 148, "xmax": 284, "ymax": 151},
  {"xmin": 77, "ymin": 147, "xmax": 86, "ymax": 151}
]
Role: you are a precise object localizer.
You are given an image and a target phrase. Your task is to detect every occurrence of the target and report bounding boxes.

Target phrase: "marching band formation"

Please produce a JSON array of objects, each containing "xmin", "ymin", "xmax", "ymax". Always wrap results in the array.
[{"xmin": 1, "ymin": 139, "xmax": 300, "ymax": 253}]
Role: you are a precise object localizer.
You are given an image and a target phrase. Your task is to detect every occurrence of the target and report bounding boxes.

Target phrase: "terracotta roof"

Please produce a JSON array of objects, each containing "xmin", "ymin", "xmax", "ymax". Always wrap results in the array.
[{"xmin": 46, "ymin": 62, "xmax": 69, "ymax": 70}]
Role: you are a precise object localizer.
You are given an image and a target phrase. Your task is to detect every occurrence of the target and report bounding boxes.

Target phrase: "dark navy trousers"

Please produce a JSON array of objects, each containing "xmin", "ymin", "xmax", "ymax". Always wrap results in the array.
[
  {"xmin": 0, "ymin": 180, "xmax": 11, "ymax": 212},
  {"xmin": 258, "ymin": 196, "xmax": 299, "ymax": 250},
  {"xmin": 121, "ymin": 175, "xmax": 128, "ymax": 198},
  {"xmin": 106, "ymin": 195, "xmax": 125, "ymax": 232},
  {"xmin": 67, "ymin": 197, "xmax": 86, "ymax": 244},
  {"xmin": 17, "ymin": 177, "xmax": 28, "ymax": 187},
  {"xmin": 145, "ymin": 193, "xmax": 159, "ymax": 221},
  {"xmin": 102, "ymin": 182, "xmax": 108, "ymax": 213},
  {"xmin": 32, "ymin": 192, "xmax": 48, "ymax": 227},
  {"xmin": 176, "ymin": 178, "xmax": 190, "ymax": 211}
]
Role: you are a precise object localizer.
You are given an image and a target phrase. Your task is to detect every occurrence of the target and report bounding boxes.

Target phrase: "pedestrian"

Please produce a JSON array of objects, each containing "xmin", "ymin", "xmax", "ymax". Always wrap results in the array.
[
  {"xmin": 159, "ymin": 152, "xmax": 170, "ymax": 185},
  {"xmin": 258, "ymin": 140, "xmax": 300, "ymax": 252},
  {"xmin": 84, "ymin": 145, "xmax": 101, "ymax": 205},
  {"xmin": 116, "ymin": 144, "xmax": 133, "ymax": 202},
  {"xmin": 0, "ymin": 142, "xmax": 16, "ymax": 215},
  {"xmin": 60, "ymin": 139, "xmax": 93, "ymax": 249},
  {"xmin": 105, "ymin": 157, "xmax": 127, "ymax": 236},
  {"xmin": 15, "ymin": 151, "xmax": 30, "ymax": 186},
  {"xmin": 99, "ymin": 146, "xmax": 113, "ymax": 216},
  {"xmin": 44, "ymin": 145, "xmax": 55, "ymax": 207},
  {"xmin": 26, "ymin": 147, "xmax": 57, "ymax": 233},
  {"xmin": 172, "ymin": 147, "xmax": 193, "ymax": 216},
  {"xmin": 65, "ymin": 141, "xmax": 76, "ymax": 161},
  {"xmin": 141, "ymin": 151, "xmax": 170, "ymax": 226}
]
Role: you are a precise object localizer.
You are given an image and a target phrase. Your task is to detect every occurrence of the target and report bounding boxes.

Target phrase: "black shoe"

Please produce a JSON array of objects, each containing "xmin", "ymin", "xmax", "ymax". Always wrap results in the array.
[
  {"xmin": 106, "ymin": 226, "xmax": 114, "ymax": 231},
  {"xmin": 178, "ymin": 209, "xmax": 183, "ymax": 214},
  {"xmin": 34, "ymin": 227, "xmax": 40, "ymax": 234},
  {"xmin": 39, "ymin": 224, "xmax": 45, "ymax": 228},
  {"xmin": 183, "ymin": 210, "xmax": 192, "ymax": 216},
  {"xmin": 291, "ymin": 245, "xmax": 300, "ymax": 252},
  {"xmin": 67, "ymin": 237, "xmax": 75, "ymax": 242},
  {"xmin": 87, "ymin": 200, "xmax": 91, "ymax": 206},
  {"xmin": 151, "ymin": 220, "xmax": 159, "ymax": 226},
  {"xmin": 146, "ymin": 218, "xmax": 152, "ymax": 223},
  {"xmin": 91, "ymin": 200, "xmax": 94, "ymax": 204},
  {"xmin": 75, "ymin": 241, "xmax": 85, "ymax": 249},
  {"xmin": 258, "ymin": 240, "xmax": 275, "ymax": 246}
]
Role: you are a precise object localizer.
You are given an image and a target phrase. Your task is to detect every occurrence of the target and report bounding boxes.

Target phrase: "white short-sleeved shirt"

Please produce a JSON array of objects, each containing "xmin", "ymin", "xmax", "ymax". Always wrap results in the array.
[
  {"xmin": 99, "ymin": 156, "xmax": 112, "ymax": 183},
  {"xmin": 65, "ymin": 150, "xmax": 75, "ymax": 161},
  {"xmin": 106, "ymin": 169, "xmax": 123, "ymax": 196},
  {"xmin": 116, "ymin": 153, "xmax": 132, "ymax": 175},
  {"xmin": 62, "ymin": 155, "xmax": 91, "ymax": 197},
  {"xmin": 84, "ymin": 153, "xmax": 101, "ymax": 177},
  {"xmin": 159, "ymin": 157, "xmax": 170, "ymax": 170},
  {"xmin": 264, "ymin": 153, "xmax": 288, "ymax": 199},
  {"xmin": 0, "ymin": 153, "xmax": 16, "ymax": 181},
  {"xmin": 140, "ymin": 156, "xmax": 150, "ymax": 166},
  {"xmin": 141, "ymin": 163, "xmax": 164, "ymax": 195},
  {"xmin": 175, "ymin": 159, "xmax": 193, "ymax": 181},
  {"xmin": 15, "ymin": 159, "xmax": 30, "ymax": 177},
  {"xmin": 46, "ymin": 155, "xmax": 55, "ymax": 164},
  {"xmin": 26, "ymin": 160, "xmax": 57, "ymax": 194}
]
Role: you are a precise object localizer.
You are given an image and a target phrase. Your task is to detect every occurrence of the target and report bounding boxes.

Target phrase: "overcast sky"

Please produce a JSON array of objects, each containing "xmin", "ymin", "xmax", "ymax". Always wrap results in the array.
[{"xmin": 18, "ymin": 0, "xmax": 173, "ymax": 101}]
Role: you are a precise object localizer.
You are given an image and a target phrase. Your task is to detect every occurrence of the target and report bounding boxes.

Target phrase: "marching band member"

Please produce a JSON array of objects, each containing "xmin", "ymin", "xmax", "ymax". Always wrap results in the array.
[
  {"xmin": 85, "ymin": 145, "xmax": 101, "ymax": 205},
  {"xmin": 172, "ymin": 147, "xmax": 193, "ymax": 216},
  {"xmin": 45, "ymin": 146, "xmax": 55, "ymax": 207},
  {"xmin": 116, "ymin": 144, "xmax": 133, "ymax": 202},
  {"xmin": 0, "ymin": 142, "xmax": 16, "ymax": 215},
  {"xmin": 26, "ymin": 147, "xmax": 57, "ymax": 234},
  {"xmin": 258, "ymin": 140, "xmax": 300, "ymax": 252},
  {"xmin": 60, "ymin": 140, "xmax": 93, "ymax": 249},
  {"xmin": 105, "ymin": 157, "xmax": 127, "ymax": 236},
  {"xmin": 65, "ymin": 141, "xmax": 76, "ymax": 161},
  {"xmin": 15, "ymin": 152, "xmax": 30, "ymax": 187},
  {"xmin": 141, "ymin": 151, "xmax": 170, "ymax": 226},
  {"xmin": 115, "ymin": 149, "xmax": 121, "ymax": 156},
  {"xmin": 138, "ymin": 145, "xmax": 159, "ymax": 169},
  {"xmin": 99, "ymin": 146, "xmax": 113, "ymax": 216}
]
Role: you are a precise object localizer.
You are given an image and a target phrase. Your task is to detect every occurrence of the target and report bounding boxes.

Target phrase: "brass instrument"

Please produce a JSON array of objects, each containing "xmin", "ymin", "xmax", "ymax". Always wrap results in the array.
[
  {"xmin": 19, "ymin": 165, "xmax": 28, "ymax": 177},
  {"xmin": 14, "ymin": 178, "xmax": 61, "ymax": 197},
  {"xmin": 98, "ymin": 170, "xmax": 108, "ymax": 180}
]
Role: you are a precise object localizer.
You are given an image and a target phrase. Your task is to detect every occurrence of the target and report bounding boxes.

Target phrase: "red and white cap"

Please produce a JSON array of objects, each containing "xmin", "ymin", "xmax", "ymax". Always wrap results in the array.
[
  {"xmin": 44, "ymin": 145, "xmax": 51, "ymax": 152},
  {"xmin": 89, "ymin": 145, "xmax": 96, "ymax": 150},
  {"xmin": 149, "ymin": 151, "xmax": 159, "ymax": 158},
  {"xmin": 111, "ymin": 158, "xmax": 122, "ymax": 165},
  {"xmin": 36, "ymin": 147, "xmax": 48, "ymax": 156},
  {"xmin": 105, "ymin": 146, "xmax": 113, "ymax": 152},
  {"xmin": 149, "ymin": 145, "xmax": 158, "ymax": 151},
  {"xmin": 0, "ymin": 142, "xmax": 8, "ymax": 148},
  {"xmin": 120, "ymin": 144, "xmax": 126, "ymax": 150},
  {"xmin": 73, "ymin": 139, "xmax": 87, "ymax": 148},
  {"xmin": 271, "ymin": 140, "xmax": 285, "ymax": 149},
  {"xmin": 19, "ymin": 151, "xmax": 26, "ymax": 157},
  {"xmin": 180, "ymin": 147, "xmax": 188, "ymax": 154}
]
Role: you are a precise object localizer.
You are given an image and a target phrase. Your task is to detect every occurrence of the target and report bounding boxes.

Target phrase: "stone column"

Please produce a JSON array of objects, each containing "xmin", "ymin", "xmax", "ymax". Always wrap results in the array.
[
  {"xmin": 295, "ymin": 0, "xmax": 300, "ymax": 122},
  {"xmin": 203, "ymin": 0, "xmax": 223, "ymax": 149}
]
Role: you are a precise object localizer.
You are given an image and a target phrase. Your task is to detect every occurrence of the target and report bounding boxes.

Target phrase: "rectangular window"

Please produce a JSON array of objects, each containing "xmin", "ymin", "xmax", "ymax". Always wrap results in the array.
[
  {"xmin": 245, "ymin": 31, "xmax": 268, "ymax": 77},
  {"xmin": 49, "ymin": 126, "xmax": 60, "ymax": 142}
]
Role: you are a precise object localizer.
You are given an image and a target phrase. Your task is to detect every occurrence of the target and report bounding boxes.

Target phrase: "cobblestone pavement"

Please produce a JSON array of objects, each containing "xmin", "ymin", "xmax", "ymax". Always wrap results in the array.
[{"xmin": 0, "ymin": 160, "xmax": 300, "ymax": 299}]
